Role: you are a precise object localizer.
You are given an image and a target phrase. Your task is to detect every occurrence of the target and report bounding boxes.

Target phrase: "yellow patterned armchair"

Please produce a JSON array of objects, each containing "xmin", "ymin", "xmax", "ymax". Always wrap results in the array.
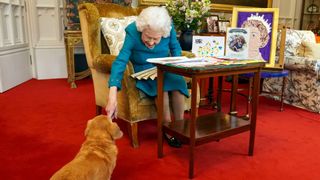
[{"xmin": 78, "ymin": 3, "xmax": 197, "ymax": 148}]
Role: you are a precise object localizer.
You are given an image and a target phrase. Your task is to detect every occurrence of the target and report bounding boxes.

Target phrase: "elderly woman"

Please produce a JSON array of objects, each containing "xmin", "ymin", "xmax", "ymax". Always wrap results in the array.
[{"xmin": 105, "ymin": 6, "xmax": 188, "ymax": 148}]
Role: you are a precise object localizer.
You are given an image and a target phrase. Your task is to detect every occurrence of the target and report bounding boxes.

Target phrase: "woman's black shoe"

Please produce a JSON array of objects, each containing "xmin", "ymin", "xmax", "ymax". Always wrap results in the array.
[{"xmin": 163, "ymin": 133, "xmax": 182, "ymax": 148}]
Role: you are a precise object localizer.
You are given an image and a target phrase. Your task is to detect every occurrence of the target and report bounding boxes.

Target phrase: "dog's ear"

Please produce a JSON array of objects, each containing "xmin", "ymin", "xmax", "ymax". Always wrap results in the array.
[
  {"xmin": 85, "ymin": 119, "xmax": 93, "ymax": 137},
  {"xmin": 107, "ymin": 120, "xmax": 123, "ymax": 140}
]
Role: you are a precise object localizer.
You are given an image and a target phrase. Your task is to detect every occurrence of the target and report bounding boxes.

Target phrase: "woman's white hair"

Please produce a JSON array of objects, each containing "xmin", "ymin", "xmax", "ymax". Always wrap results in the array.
[{"xmin": 136, "ymin": 6, "xmax": 172, "ymax": 38}]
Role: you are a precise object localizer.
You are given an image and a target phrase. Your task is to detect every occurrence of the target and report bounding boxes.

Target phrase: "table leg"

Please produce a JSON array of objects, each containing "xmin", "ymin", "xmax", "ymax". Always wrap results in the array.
[
  {"xmin": 230, "ymin": 75, "xmax": 238, "ymax": 115},
  {"xmin": 208, "ymin": 77, "xmax": 218, "ymax": 109},
  {"xmin": 199, "ymin": 79, "xmax": 206, "ymax": 106},
  {"xmin": 217, "ymin": 76, "xmax": 223, "ymax": 112},
  {"xmin": 249, "ymin": 69, "xmax": 261, "ymax": 156},
  {"xmin": 69, "ymin": 47, "xmax": 76, "ymax": 88},
  {"xmin": 64, "ymin": 39, "xmax": 71, "ymax": 83},
  {"xmin": 207, "ymin": 77, "xmax": 213, "ymax": 104},
  {"xmin": 64, "ymin": 38, "xmax": 77, "ymax": 88},
  {"xmin": 245, "ymin": 78, "xmax": 253, "ymax": 118},
  {"xmin": 189, "ymin": 75, "xmax": 198, "ymax": 179},
  {"xmin": 157, "ymin": 68, "xmax": 164, "ymax": 158},
  {"xmin": 64, "ymin": 33, "xmax": 84, "ymax": 88}
]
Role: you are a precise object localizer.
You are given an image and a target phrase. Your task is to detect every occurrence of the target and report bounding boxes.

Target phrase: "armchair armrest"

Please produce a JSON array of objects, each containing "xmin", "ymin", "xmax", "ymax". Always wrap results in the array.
[
  {"xmin": 93, "ymin": 54, "xmax": 117, "ymax": 73},
  {"xmin": 285, "ymin": 56, "xmax": 320, "ymax": 73},
  {"xmin": 284, "ymin": 56, "xmax": 320, "ymax": 81},
  {"xmin": 93, "ymin": 54, "xmax": 136, "ymax": 93}
]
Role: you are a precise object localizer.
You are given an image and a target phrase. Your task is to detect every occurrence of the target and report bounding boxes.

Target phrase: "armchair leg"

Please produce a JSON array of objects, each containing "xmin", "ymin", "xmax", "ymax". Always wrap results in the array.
[
  {"xmin": 127, "ymin": 122, "xmax": 139, "ymax": 148},
  {"xmin": 96, "ymin": 105, "xmax": 102, "ymax": 115}
]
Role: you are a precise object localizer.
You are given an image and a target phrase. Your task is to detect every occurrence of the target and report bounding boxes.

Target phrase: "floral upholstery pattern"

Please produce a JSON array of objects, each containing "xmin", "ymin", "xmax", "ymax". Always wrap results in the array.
[
  {"xmin": 100, "ymin": 16, "xmax": 137, "ymax": 55},
  {"xmin": 263, "ymin": 29, "xmax": 320, "ymax": 113}
]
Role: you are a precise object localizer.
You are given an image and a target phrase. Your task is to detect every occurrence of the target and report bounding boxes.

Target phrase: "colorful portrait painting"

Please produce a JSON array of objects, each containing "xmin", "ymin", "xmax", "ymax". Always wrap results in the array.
[{"xmin": 232, "ymin": 8, "xmax": 279, "ymax": 68}]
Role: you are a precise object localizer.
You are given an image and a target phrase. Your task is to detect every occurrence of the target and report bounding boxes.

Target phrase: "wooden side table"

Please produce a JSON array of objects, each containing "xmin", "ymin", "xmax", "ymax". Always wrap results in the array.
[
  {"xmin": 64, "ymin": 30, "xmax": 91, "ymax": 88},
  {"xmin": 155, "ymin": 61, "xmax": 264, "ymax": 179}
]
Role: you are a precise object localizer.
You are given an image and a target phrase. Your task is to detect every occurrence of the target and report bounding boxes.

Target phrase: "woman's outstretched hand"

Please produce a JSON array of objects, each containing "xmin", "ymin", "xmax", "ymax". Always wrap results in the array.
[{"xmin": 106, "ymin": 86, "xmax": 118, "ymax": 119}]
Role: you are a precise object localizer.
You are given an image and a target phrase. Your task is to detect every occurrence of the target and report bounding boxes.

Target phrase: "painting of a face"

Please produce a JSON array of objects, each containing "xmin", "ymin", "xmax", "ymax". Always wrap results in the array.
[
  {"xmin": 232, "ymin": 8, "xmax": 279, "ymax": 68},
  {"xmin": 246, "ymin": 26, "xmax": 264, "ymax": 60},
  {"xmin": 238, "ymin": 12, "xmax": 273, "ymax": 61},
  {"xmin": 249, "ymin": 27, "xmax": 261, "ymax": 49}
]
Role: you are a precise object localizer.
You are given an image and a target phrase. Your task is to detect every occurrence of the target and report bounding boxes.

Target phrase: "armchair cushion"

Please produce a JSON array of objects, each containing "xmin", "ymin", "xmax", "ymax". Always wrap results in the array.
[
  {"xmin": 100, "ymin": 16, "xmax": 137, "ymax": 55},
  {"xmin": 299, "ymin": 41, "xmax": 320, "ymax": 59},
  {"xmin": 278, "ymin": 29, "xmax": 316, "ymax": 57}
]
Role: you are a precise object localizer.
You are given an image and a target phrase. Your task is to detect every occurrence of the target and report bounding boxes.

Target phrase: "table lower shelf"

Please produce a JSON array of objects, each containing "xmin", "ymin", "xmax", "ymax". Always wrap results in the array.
[{"xmin": 163, "ymin": 112, "xmax": 251, "ymax": 146}]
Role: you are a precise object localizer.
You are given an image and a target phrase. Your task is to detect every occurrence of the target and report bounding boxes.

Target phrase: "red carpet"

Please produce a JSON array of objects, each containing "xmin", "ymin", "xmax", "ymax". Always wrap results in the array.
[{"xmin": 0, "ymin": 78, "xmax": 320, "ymax": 180}]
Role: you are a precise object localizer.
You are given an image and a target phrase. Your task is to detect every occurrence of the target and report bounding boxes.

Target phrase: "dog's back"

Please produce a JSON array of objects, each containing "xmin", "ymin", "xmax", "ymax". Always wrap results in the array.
[
  {"xmin": 51, "ymin": 152, "xmax": 112, "ymax": 180},
  {"xmin": 50, "ymin": 115, "xmax": 123, "ymax": 180}
]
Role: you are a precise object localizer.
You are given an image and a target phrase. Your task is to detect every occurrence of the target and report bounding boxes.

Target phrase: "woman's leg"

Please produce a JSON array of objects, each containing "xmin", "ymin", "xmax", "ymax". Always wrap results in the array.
[
  {"xmin": 155, "ymin": 92, "xmax": 171, "ymax": 122},
  {"xmin": 171, "ymin": 90, "xmax": 185, "ymax": 121},
  {"xmin": 157, "ymin": 91, "xmax": 182, "ymax": 148}
]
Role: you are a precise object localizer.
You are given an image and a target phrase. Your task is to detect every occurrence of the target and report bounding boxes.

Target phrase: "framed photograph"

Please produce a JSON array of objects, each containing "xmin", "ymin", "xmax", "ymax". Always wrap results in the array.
[
  {"xmin": 225, "ymin": 28, "xmax": 250, "ymax": 59},
  {"xmin": 192, "ymin": 35, "xmax": 225, "ymax": 58},
  {"xmin": 218, "ymin": 20, "xmax": 230, "ymax": 33},
  {"xmin": 207, "ymin": 15, "xmax": 219, "ymax": 33},
  {"xmin": 231, "ymin": 8, "xmax": 279, "ymax": 68}
]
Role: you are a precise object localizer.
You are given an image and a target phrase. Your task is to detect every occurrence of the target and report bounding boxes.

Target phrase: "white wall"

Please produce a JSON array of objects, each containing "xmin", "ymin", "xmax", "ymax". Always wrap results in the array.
[
  {"xmin": 0, "ymin": 0, "xmax": 67, "ymax": 93},
  {"xmin": 0, "ymin": 48, "xmax": 31, "ymax": 93},
  {"xmin": 27, "ymin": 0, "xmax": 67, "ymax": 79},
  {"xmin": 0, "ymin": 0, "xmax": 32, "ymax": 93},
  {"xmin": 273, "ymin": 0, "xmax": 300, "ymax": 29}
]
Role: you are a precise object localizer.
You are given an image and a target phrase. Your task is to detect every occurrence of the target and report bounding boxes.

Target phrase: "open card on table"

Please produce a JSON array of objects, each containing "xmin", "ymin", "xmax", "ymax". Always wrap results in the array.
[
  {"xmin": 147, "ymin": 56, "xmax": 224, "ymax": 68},
  {"xmin": 225, "ymin": 28, "xmax": 250, "ymax": 59},
  {"xmin": 145, "ymin": 56, "xmax": 188, "ymax": 64}
]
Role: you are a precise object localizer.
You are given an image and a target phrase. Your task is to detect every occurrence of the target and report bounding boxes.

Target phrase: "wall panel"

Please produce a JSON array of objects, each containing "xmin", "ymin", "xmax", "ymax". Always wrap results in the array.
[{"xmin": 0, "ymin": 0, "xmax": 31, "ymax": 93}]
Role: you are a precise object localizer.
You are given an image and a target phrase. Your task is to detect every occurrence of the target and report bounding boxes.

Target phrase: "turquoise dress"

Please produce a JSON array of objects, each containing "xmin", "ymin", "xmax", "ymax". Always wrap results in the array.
[{"xmin": 108, "ymin": 22, "xmax": 189, "ymax": 98}]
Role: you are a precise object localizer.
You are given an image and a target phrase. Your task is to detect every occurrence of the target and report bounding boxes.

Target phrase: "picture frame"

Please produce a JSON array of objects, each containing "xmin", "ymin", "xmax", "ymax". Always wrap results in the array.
[
  {"xmin": 231, "ymin": 8, "xmax": 279, "ymax": 68},
  {"xmin": 138, "ymin": 1, "xmax": 273, "ymax": 12},
  {"xmin": 210, "ymin": 0, "xmax": 273, "ymax": 12},
  {"xmin": 138, "ymin": 0, "xmax": 166, "ymax": 6},
  {"xmin": 218, "ymin": 20, "xmax": 230, "ymax": 34},
  {"xmin": 206, "ymin": 15, "xmax": 219, "ymax": 33}
]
